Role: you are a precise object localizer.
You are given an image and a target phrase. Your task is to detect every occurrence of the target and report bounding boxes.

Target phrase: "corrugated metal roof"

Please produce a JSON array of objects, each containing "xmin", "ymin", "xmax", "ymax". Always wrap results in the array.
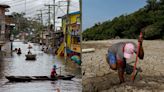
[
  {"xmin": 69, "ymin": 11, "xmax": 80, "ymax": 15},
  {"xmin": 59, "ymin": 11, "xmax": 80, "ymax": 19}
]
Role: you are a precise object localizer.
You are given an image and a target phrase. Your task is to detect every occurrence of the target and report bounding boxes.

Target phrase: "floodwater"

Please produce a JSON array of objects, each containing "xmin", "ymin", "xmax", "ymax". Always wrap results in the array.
[{"xmin": 0, "ymin": 41, "xmax": 82, "ymax": 92}]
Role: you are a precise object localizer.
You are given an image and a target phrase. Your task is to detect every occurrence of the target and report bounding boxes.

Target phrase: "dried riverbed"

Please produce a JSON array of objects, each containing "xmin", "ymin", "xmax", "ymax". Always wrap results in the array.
[{"xmin": 82, "ymin": 39, "xmax": 164, "ymax": 92}]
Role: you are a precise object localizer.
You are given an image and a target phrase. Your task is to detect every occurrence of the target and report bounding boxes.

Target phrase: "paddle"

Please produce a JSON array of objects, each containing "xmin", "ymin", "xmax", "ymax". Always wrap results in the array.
[
  {"xmin": 131, "ymin": 31, "xmax": 143, "ymax": 82},
  {"xmin": 55, "ymin": 66, "xmax": 62, "ymax": 76}
]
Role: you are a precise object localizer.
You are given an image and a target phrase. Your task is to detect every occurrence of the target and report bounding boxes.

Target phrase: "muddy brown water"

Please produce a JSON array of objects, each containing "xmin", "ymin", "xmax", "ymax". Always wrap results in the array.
[{"xmin": 0, "ymin": 41, "xmax": 82, "ymax": 92}]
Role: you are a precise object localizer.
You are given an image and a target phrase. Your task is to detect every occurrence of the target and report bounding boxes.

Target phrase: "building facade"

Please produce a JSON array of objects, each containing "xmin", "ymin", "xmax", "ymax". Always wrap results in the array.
[
  {"xmin": 0, "ymin": 4, "xmax": 10, "ymax": 50},
  {"xmin": 57, "ymin": 11, "xmax": 81, "ymax": 65}
]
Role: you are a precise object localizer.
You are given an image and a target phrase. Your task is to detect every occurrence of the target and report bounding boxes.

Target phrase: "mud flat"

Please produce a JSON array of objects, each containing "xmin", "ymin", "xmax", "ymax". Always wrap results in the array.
[{"xmin": 82, "ymin": 39, "xmax": 164, "ymax": 92}]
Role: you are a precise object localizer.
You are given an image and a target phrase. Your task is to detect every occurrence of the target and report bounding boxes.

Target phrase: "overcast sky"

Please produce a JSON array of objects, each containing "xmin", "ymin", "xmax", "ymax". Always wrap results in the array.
[{"xmin": 0, "ymin": 0, "xmax": 79, "ymax": 27}]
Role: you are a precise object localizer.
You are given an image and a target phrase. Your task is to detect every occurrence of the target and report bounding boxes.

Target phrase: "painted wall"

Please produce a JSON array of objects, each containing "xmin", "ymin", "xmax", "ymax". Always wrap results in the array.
[{"xmin": 62, "ymin": 13, "xmax": 80, "ymax": 53}]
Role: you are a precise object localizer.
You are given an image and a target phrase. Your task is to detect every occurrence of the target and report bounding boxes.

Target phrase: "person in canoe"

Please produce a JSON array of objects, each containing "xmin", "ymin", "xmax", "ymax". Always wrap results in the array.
[
  {"xmin": 41, "ymin": 47, "xmax": 44, "ymax": 51},
  {"xmin": 17, "ymin": 48, "xmax": 22, "ymax": 54},
  {"xmin": 28, "ymin": 50, "xmax": 32, "ymax": 55},
  {"xmin": 28, "ymin": 44, "xmax": 32, "ymax": 49},
  {"xmin": 50, "ymin": 65, "xmax": 58, "ymax": 78}
]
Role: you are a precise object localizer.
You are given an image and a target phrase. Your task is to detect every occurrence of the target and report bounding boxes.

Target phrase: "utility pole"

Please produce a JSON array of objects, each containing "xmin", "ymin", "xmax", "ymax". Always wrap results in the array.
[
  {"xmin": 79, "ymin": 0, "xmax": 82, "ymax": 64},
  {"xmin": 25, "ymin": 0, "xmax": 26, "ymax": 14},
  {"xmin": 45, "ymin": 3, "xmax": 57, "ymax": 52},
  {"xmin": 48, "ymin": 5, "xmax": 51, "ymax": 26},
  {"xmin": 37, "ymin": 10, "xmax": 43, "ymax": 24},
  {"xmin": 53, "ymin": 0, "xmax": 56, "ymax": 32},
  {"xmin": 64, "ymin": 0, "xmax": 70, "ymax": 63},
  {"xmin": 44, "ymin": 5, "xmax": 52, "ymax": 26},
  {"xmin": 37, "ymin": 10, "xmax": 44, "ymax": 49},
  {"xmin": 44, "ymin": 4, "xmax": 52, "ymax": 51},
  {"xmin": 53, "ymin": 0, "xmax": 56, "ymax": 53}
]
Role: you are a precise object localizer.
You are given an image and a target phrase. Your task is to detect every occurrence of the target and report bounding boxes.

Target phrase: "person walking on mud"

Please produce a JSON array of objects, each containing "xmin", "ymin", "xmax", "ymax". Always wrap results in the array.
[{"xmin": 106, "ymin": 38, "xmax": 144, "ymax": 84}]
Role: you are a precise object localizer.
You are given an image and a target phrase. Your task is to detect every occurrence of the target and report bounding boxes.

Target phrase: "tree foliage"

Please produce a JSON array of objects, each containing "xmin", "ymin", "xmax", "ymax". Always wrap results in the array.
[
  {"xmin": 83, "ymin": 0, "xmax": 164, "ymax": 40},
  {"xmin": 11, "ymin": 12, "xmax": 43, "ymax": 38}
]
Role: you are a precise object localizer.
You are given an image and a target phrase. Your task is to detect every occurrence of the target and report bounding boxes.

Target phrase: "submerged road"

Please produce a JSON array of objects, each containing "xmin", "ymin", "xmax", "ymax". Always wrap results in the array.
[{"xmin": 0, "ymin": 41, "xmax": 82, "ymax": 92}]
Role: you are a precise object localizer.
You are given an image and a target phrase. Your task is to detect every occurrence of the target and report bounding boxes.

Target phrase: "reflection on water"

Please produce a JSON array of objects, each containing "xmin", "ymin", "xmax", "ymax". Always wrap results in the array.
[{"xmin": 0, "ymin": 42, "xmax": 82, "ymax": 92}]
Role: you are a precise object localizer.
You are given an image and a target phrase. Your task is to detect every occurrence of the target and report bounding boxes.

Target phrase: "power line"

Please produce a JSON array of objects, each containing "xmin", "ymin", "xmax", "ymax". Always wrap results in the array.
[
  {"xmin": 25, "ymin": 5, "xmax": 45, "ymax": 14},
  {"xmin": 0, "ymin": 0, "xmax": 23, "ymax": 4},
  {"xmin": 53, "ymin": 0, "xmax": 56, "ymax": 31},
  {"xmin": 44, "ymin": 4, "xmax": 54, "ymax": 25},
  {"xmin": 9, "ymin": 0, "xmax": 39, "ymax": 7},
  {"xmin": 25, "ymin": 5, "xmax": 45, "ymax": 12},
  {"xmin": 1, "ymin": 0, "xmax": 26, "ymax": 6}
]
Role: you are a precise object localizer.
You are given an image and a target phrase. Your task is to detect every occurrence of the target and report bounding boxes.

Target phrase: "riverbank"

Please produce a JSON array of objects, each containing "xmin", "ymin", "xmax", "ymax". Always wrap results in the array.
[{"xmin": 82, "ymin": 39, "xmax": 164, "ymax": 92}]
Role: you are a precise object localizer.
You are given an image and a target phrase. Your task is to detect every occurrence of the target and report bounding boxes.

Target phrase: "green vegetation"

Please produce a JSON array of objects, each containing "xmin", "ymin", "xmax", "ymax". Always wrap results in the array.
[
  {"xmin": 11, "ymin": 12, "xmax": 43, "ymax": 40},
  {"xmin": 83, "ymin": 0, "xmax": 164, "ymax": 40}
]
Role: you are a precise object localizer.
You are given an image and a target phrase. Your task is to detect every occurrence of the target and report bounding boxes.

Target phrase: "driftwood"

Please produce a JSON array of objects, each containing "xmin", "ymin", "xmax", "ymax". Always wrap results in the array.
[{"xmin": 82, "ymin": 48, "xmax": 95, "ymax": 53}]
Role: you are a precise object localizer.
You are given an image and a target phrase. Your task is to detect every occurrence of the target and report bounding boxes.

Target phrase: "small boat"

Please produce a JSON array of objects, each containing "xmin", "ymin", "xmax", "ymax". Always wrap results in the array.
[
  {"xmin": 23, "ymin": 41, "xmax": 28, "ymax": 44},
  {"xmin": 25, "ymin": 54, "xmax": 36, "ymax": 60},
  {"xmin": 28, "ymin": 45, "xmax": 32, "ymax": 49},
  {"xmin": 28, "ymin": 47, "xmax": 32, "ymax": 49},
  {"xmin": 5, "ymin": 75, "xmax": 75, "ymax": 82}
]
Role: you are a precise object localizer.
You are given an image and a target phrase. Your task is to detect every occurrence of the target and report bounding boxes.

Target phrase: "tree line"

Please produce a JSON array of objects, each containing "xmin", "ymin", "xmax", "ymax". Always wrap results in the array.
[
  {"xmin": 83, "ymin": 0, "xmax": 164, "ymax": 40},
  {"xmin": 11, "ymin": 12, "xmax": 43, "ymax": 41}
]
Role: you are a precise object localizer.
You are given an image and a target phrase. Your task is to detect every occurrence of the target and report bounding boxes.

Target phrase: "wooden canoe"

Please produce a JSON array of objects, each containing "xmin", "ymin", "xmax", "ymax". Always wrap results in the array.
[
  {"xmin": 25, "ymin": 54, "xmax": 36, "ymax": 60},
  {"xmin": 5, "ymin": 75, "xmax": 75, "ymax": 82}
]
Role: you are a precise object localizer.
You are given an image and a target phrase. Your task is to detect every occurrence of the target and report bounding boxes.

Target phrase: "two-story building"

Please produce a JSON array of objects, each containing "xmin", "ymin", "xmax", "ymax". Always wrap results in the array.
[
  {"xmin": 57, "ymin": 11, "xmax": 81, "ymax": 65},
  {"xmin": 0, "ymin": 4, "xmax": 10, "ymax": 50}
]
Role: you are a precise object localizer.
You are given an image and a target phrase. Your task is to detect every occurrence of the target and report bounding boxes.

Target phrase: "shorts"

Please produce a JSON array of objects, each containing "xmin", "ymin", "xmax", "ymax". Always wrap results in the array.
[{"xmin": 107, "ymin": 52, "xmax": 116, "ymax": 64}]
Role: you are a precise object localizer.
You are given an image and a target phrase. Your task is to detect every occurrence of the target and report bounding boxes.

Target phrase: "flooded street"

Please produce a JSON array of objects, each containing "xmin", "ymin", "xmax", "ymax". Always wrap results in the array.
[{"xmin": 0, "ymin": 41, "xmax": 82, "ymax": 92}]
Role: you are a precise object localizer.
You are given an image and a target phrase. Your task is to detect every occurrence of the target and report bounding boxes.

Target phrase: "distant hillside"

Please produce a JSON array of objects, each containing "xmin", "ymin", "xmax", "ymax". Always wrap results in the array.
[{"xmin": 83, "ymin": 0, "xmax": 164, "ymax": 40}]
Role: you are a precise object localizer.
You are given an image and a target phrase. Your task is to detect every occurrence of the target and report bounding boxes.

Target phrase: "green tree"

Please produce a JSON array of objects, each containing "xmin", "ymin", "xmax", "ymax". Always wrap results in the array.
[
  {"xmin": 145, "ymin": 0, "xmax": 158, "ymax": 11},
  {"xmin": 83, "ymin": 1, "xmax": 164, "ymax": 40}
]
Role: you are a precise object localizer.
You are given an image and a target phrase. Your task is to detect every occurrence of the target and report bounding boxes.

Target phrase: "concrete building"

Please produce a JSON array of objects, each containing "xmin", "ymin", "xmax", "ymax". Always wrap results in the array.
[
  {"xmin": 0, "ymin": 4, "xmax": 12, "ymax": 58},
  {"xmin": 0, "ymin": 4, "xmax": 10, "ymax": 50}
]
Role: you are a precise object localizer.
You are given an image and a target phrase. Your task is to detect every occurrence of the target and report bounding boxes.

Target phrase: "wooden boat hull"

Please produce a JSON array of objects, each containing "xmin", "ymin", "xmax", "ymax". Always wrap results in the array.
[
  {"xmin": 28, "ymin": 47, "xmax": 32, "ymax": 49},
  {"xmin": 25, "ymin": 54, "xmax": 36, "ymax": 60},
  {"xmin": 5, "ymin": 75, "xmax": 74, "ymax": 82}
]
